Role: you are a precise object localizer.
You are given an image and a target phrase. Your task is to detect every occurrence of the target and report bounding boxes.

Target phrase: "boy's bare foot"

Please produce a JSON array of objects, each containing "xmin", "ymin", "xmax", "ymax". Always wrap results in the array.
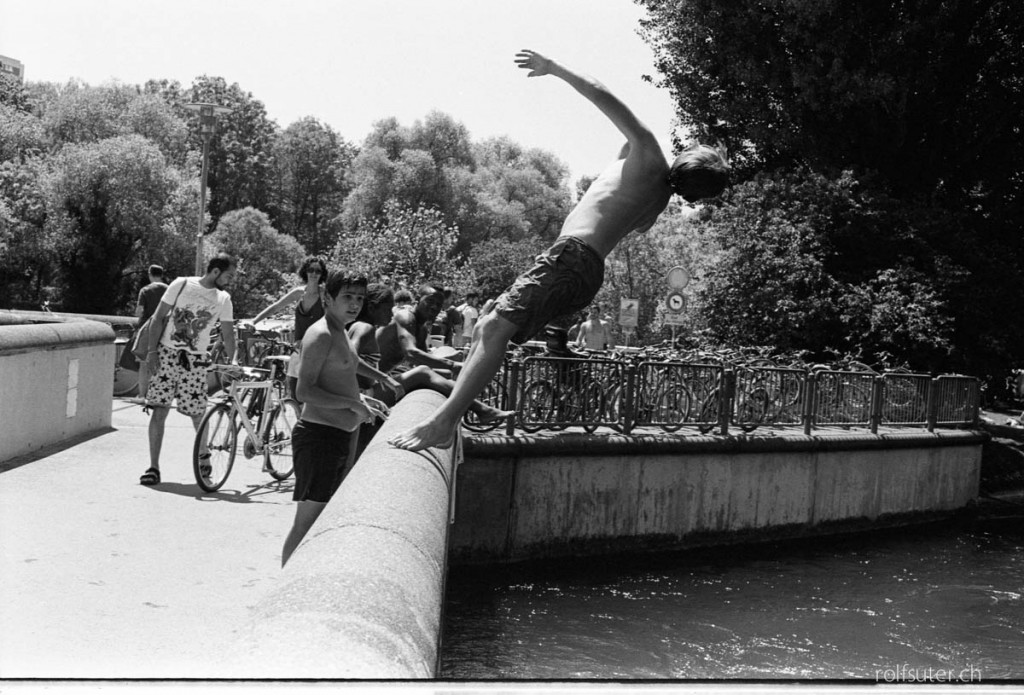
[{"xmin": 389, "ymin": 420, "xmax": 456, "ymax": 451}]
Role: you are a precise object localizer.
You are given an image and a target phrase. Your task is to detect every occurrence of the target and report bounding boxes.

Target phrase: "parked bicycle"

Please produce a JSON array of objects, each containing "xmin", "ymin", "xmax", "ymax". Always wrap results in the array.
[{"xmin": 193, "ymin": 355, "xmax": 300, "ymax": 492}]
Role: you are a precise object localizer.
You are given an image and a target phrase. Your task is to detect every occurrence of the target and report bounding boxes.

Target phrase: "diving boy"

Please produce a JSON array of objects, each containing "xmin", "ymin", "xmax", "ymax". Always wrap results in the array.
[{"xmin": 389, "ymin": 49, "xmax": 729, "ymax": 451}]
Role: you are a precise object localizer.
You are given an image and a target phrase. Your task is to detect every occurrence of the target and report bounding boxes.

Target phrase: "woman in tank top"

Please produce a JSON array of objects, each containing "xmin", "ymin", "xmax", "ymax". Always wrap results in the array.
[{"xmin": 247, "ymin": 256, "xmax": 328, "ymax": 400}]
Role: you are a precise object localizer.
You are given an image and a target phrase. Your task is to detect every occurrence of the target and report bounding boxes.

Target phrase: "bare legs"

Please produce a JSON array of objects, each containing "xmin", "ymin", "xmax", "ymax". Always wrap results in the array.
[
  {"xmin": 147, "ymin": 406, "xmax": 169, "ymax": 472},
  {"xmin": 282, "ymin": 501, "xmax": 325, "ymax": 567},
  {"xmin": 395, "ymin": 366, "xmax": 514, "ymax": 422},
  {"xmin": 389, "ymin": 312, "xmax": 519, "ymax": 451},
  {"xmin": 146, "ymin": 408, "xmax": 206, "ymax": 474}
]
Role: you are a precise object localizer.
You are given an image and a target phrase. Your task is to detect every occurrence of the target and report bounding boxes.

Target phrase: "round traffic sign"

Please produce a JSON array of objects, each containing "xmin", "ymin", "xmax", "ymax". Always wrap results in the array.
[
  {"xmin": 666, "ymin": 292, "xmax": 685, "ymax": 313},
  {"xmin": 666, "ymin": 265, "xmax": 690, "ymax": 289}
]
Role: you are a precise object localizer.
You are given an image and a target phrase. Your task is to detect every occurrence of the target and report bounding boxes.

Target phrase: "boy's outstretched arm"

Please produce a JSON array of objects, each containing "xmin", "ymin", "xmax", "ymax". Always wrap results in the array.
[{"xmin": 515, "ymin": 49, "xmax": 655, "ymax": 146}]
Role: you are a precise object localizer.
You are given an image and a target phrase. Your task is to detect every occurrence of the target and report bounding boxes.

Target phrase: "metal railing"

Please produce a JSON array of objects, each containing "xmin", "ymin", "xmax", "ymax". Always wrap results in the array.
[{"xmin": 470, "ymin": 355, "xmax": 981, "ymax": 436}]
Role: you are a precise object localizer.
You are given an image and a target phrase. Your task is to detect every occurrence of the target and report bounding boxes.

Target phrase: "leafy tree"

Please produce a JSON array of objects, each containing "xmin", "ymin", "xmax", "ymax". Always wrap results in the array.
[
  {"xmin": 43, "ymin": 135, "xmax": 178, "ymax": 313},
  {"xmin": 329, "ymin": 201, "xmax": 470, "ymax": 291},
  {"xmin": 125, "ymin": 92, "xmax": 189, "ymax": 164},
  {"xmin": 0, "ymin": 157, "xmax": 51, "ymax": 307},
  {"xmin": 638, "ymin": 0, "xmax": 1024, "ymax": 373},
  {"xmin": 459, "ymin": 138, "xmax": 572, "ymax": 250},
  {"xmin": 40, "ymin": 80, "xmax": 138, "ymax": 146},
  {"xmin": 638, "ymin": 0, "xmax": 1024, "ymax": 201},
  {"xmin": 337, "ymin": 145, "xmax": 396, "ymax": 231},
  {"xmin": 144, "ymin": 161, "xmax": 204, "ymax": 281},
  {"xmin": 0, "ymin": 104, "xmax": 48, "ymax": 163},
  {"xmin": 0, "ymin": 72, "xmax": 31, "ymax": 112},
  {"xmin": 688, "ymin": 169, "xmax": 958, "ymax": 366},
  {"xmin": 267, "ymin": 116, "xmax": 355, "ymax": 255},
  {"xmin": 341, "ymin": 113, "xmax": 467, "ymax": 228},
  {"xmin": 340, "ymin": 115, "xmax": 573, "ymax": 255},
  {"xmin": 466, "ymin": 235, "xmax": 548, "ymax": 301},
  {"xmin": 203, "ymin": 207, "xmax": 306, "ymax": 318},
  {"xmin": 409, "ymin": 111, "xmax": 475, "ymax": 169}
]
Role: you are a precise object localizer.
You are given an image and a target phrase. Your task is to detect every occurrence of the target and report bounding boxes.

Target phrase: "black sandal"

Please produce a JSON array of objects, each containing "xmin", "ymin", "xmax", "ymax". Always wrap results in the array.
[
  {"xmin": 139, "ymin": 467, "xmax": 161, "ymax": 486},
  {"xmin": 197, "ymin": 453, "xmax": 212, "ymax": 478}
]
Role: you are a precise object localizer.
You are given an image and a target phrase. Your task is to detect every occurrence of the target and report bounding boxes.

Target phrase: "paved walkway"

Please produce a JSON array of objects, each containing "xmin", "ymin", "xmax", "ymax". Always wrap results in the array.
[{"xmin": 0, "ymin": 398, "xmax": 297, "ymax": 679}]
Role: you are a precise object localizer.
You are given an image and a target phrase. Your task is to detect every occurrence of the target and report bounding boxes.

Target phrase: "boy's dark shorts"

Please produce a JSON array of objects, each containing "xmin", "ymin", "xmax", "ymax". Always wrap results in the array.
[
  {"xmin": 291, "ymin": 420, "xmax": 354, "ymax": 503},
  {"xmin": 493, "ymin": 235, "xmax": 604, "ymax": 344}
]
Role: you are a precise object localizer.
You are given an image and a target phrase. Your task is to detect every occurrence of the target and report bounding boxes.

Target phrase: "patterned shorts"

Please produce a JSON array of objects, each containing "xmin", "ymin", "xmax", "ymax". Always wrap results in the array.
[
  {"xmin": 146, "ymin": 346, "xmax": 208, "ymax": 418},
  {"xmin": 493, "ymin": 236, "xmax": 604, "ymax": 344}
]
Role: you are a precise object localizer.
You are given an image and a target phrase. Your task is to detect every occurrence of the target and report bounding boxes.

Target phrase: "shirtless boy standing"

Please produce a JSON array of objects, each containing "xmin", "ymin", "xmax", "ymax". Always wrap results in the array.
[
  {"xmin": 282, "ymin": 270, "xmax": 390, "ymax": 566},
  {"xmin": 390, "ymin": 49, "xmax": 729, "ymax": 451}
]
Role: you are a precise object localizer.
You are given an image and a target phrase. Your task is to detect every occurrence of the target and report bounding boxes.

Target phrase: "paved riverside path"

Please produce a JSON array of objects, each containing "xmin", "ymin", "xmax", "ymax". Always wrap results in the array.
[{"xmin": 0, "ymin": 398, "xmax": 297, "ymax": 679}]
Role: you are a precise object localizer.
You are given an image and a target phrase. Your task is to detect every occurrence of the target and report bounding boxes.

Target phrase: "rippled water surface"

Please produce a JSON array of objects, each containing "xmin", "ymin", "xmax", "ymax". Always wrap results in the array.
[{"xmin": 440, "ymin": 522, "xmax": 1024, "ymax": 680}]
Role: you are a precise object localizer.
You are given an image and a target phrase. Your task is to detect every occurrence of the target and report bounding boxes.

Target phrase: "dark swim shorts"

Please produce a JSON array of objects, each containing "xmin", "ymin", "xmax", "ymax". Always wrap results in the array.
[
  {"xmin": 493, "ymin": 235, "xmax": 604, "ymax": 344},
  {"xmin": 291, "ymin": 420, "xmax": 354, "ymax": 503}
]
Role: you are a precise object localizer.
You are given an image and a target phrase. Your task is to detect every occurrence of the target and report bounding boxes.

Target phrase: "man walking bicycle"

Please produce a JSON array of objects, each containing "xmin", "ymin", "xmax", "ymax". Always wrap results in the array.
[{"xmin": 139, "ymin": 253, "xmax": 238, "ymax": 486}]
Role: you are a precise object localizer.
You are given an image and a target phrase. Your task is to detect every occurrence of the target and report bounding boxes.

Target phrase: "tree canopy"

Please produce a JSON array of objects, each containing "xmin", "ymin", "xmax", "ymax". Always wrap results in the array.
[{"xmin": 639, "ymin": 0, "xmax": 1024, "ymax": 374}]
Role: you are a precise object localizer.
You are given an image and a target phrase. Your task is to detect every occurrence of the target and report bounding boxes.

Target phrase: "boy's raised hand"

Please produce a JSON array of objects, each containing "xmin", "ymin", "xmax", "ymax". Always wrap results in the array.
[{"xmin": 515, "ymin": 49, "xmax": 553, "ymax": 77}]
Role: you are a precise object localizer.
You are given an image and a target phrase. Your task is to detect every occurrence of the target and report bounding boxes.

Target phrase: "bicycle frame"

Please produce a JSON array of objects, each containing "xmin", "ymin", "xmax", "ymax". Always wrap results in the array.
[{"xmin": 212, "ymin": 367, "xmax": 278, "ymax": 454}]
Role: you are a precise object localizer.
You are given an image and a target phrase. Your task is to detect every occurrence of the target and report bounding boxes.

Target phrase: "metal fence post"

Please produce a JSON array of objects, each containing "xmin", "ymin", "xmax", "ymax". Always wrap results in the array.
[
  {"xmin": 720, "ymin": 369, "xmax": 735, "ymax": 436},
  {"xmin": 869, "ymin": 376, "xmax": 883, "ymax": 434},
  {"xmin": 505, "ymin": 358, "xmax": 520, "ymax": 436},
  {"xmin": 803, "ymin": 370, "xmax": 816, "ymax": 436},
  {"xmin": 926, "ymin": 376, "xmax": 938, "ymax": 432},
  {"xmin": 623, "ymin": 364, "xmax": 636, "ymax": 434}
]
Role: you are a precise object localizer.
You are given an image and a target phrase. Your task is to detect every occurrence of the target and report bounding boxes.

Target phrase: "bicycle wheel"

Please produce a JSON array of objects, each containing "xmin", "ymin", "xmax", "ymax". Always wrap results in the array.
[
  {"xmin": 603, "ymin": 383, "xmax": 624, "ymax": 431},
  {"xmin": 520, "ymin": 381, "xmax": 554, "ymax": 433},
  {"xmin": 579, "ymin": 381, "xmax": 606, "ymax": 433},
  {"xmin": 736, "ymin": 386, "xmax": 771, "ymax": 432},
  {"xmin": 113, "ymin": 365, "xmax": 139, "ymax": 397},
  {"xmin": 462, "ymin": 379, "xmax": 508, "ymax": 433},
  {"xmin": 194, "ymin": 403, "xmax": 238, "ymax": 492},
  {"xmin": 264, "ymin": 398, "xmax": 300, "ymax": 480},
  {"xmin": 655, "ymin": 384, "xmax": 691, "ymax": 433},
  {"xmin": 697, "ymin": 391, "xmax": 720, "ymax": 434}
]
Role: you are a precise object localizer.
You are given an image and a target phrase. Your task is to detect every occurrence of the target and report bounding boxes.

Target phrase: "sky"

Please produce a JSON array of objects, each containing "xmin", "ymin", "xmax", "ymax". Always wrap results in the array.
[{"xmin": 1, "ymin": 0, "xmax": 682, "ymax": 181}]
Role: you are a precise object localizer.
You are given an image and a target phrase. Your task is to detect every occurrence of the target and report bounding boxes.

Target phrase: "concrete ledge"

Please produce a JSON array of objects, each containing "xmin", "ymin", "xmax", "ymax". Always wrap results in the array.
[
  {"xmin": 465, "ymin": 427, "xmax": 988, "ymax": 458},
  {"xmin": 0, "ymin": 320, "xmax": 114, "ymax": 356},
  {"xmin": 0, "ymin": 317, "xmax": 115, "ymax": 462},
  {"xmin": 0, "ymin": 309, "xmax": 137, "ymax": 328},
  {"xmin": 233, "ymin": 390, "xmax": 454, "ymax": 679}
]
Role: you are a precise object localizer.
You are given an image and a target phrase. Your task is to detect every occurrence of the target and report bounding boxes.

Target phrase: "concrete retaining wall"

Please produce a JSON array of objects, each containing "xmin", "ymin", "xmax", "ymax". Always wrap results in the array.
[
  {"xmin": 0, "ymin": 320, "xmax": 115, "ymax": 463},
  {"xmin": 452, "ymin": 430, "xmax": 984, "ymax": 564},
  {"xmin": 234, "ymin": 390, "xmax": 454, "ymax": 679}
]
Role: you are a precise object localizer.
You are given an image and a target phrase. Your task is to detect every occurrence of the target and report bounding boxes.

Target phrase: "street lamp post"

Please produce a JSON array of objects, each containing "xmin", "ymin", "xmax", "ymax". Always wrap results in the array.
[{"xmin": 184, "ymin": 102, "xmax": 233, "ymax": 275}]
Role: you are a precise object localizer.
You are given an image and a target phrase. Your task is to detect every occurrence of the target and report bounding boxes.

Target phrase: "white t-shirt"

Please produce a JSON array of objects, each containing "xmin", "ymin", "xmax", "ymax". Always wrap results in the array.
[
  {"xmin": 157, "ymin": 277, "xmax": 233, "ymax": 355},
  {"xmin": 460, "ymin": 304, "xmax": 479, "ymax": 338}
]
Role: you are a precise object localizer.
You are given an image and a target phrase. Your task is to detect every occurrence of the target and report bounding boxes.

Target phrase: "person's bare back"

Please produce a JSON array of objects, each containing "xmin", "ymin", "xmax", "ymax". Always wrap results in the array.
[{"xmin": 562, "ymin": 143, "xmax": 672, "ymax": 258}]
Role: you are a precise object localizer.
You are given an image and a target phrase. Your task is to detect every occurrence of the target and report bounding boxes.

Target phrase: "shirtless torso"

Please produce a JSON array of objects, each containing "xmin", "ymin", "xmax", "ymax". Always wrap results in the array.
[
  {"xmin": 298, "ymin": 315, "xmax": 368, "ymax": 433},
  {"xmin": 561, "ymin": 143, "xmax": 673, "ymax": 258}
]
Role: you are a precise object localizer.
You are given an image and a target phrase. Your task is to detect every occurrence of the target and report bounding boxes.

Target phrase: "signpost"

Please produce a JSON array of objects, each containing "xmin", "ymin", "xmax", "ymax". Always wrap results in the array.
[
  {"xmin": 664, "ymin": 265, "xmax": 691, "ymax": 345},
  {"xmin": 184, "ymin": 102, "xmax": 233, "ymax": 275}
]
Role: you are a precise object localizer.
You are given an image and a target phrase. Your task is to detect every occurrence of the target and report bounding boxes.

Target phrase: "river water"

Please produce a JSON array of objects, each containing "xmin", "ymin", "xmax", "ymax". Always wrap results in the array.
[{"xmin": 440, "ymin": 519, "xmax": 1024, "ymax": 680}]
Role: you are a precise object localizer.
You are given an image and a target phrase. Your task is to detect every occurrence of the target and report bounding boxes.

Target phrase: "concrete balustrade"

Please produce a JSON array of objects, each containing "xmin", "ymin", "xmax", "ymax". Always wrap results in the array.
[
  {"xmin": 453, "ymin": 429, "xmax": 985, "ymax": 564},
  {"xmin": 0, "ymin": 317, "xmax": 115, "ymax": 463},
  {"xmin": 234, "ymin": 389, "xmax": 455, "ymax": 678}
]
